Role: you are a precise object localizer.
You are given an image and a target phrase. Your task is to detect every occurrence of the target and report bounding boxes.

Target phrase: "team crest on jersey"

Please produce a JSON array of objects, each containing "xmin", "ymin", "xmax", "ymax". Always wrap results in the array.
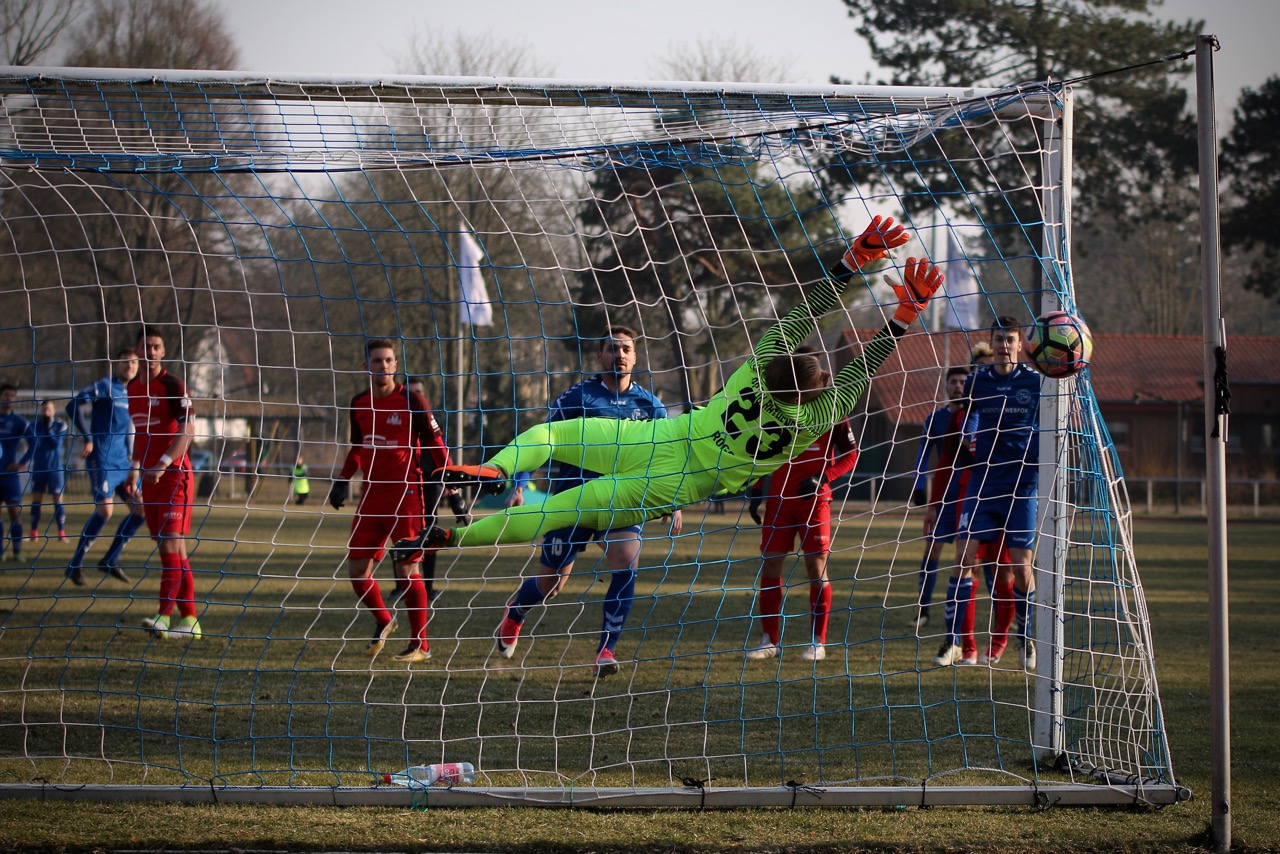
[
  {"xmin": 1015, "ymin": 389, "xmax": 1034, "ymax": 406},
  {"xmin": 385, "ymin": 414, "xmax": 402, "ymax": 426}
]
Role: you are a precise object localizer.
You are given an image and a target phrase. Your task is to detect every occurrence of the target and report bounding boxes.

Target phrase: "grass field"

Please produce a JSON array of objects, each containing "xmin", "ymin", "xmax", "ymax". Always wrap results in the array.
[{"xmin": 1, "ymin": 490, "xmax": 1276, "ymax": 852}]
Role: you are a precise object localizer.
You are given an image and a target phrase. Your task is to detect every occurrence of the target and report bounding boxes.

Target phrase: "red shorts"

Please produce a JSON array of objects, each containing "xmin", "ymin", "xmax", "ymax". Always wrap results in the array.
[
  {"xmin": 760, "ymin": 492, "xmax": 832, "ymax": 556},
  {"xmin": 347, "ymin": 485, "xmax": 423, "ymax": 563},
  {"xmin": 141, "ymin": 468, "xmax": 193, "ymax": 539},
  {"xmin": 976, "ymin": 536, "xmax": 1011, "ymax": 564}
]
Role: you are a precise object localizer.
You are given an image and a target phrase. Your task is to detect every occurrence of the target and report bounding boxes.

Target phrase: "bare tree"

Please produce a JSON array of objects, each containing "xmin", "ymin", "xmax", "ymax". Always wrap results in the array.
[
  {"xmin": 66, "ymin": 0, "xmax": 238, "ymax": 69},
  {"xmin": 651, "ymin": 37, "xmax": 792, "ymax": 84},
  {"xmin": 0, "ymin": 0, "xmax": 78, "ymax": 65},
  {"xmin": 397, "ymin": 29, "xmax": 552, "ymax": 79}
]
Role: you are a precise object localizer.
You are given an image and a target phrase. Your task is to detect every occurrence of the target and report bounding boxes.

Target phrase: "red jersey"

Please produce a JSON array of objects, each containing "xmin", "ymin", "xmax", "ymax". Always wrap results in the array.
[
  {"xmin": 931, "ymin": 407, "xmax": 969, "ymax": 502},
  {"xmin": 765, "ymin": 418, "xmax": 858, "ymax": 498},
  {"xmin": 339, "ymin": 384, "xmax": 449, "ymax": 489},
  {"xmin": 128, "ymin": 369, "xmax": 193, "ymax": 470}
]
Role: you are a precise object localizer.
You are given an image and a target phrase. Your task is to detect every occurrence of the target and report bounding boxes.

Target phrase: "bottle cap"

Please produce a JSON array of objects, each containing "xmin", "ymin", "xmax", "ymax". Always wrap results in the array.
[{"xmin": 382, "ymin": 773, "xmax": 392, "ymax": 784}]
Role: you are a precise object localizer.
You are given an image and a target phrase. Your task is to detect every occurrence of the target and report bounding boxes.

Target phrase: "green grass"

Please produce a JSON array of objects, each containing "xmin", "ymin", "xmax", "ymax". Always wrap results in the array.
[{"xmin": 0, "ymin": 490, "xmax": 1276, "ymax": 851}]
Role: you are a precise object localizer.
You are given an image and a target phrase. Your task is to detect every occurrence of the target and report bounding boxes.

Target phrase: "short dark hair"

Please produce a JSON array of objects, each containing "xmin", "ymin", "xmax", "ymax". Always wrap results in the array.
[
  {"xmin": 763, "ymin": 350, "xmax": 823, "ymax": 404},
  {"xmin": 598, "ymin": 326, "xmax": 639, "ymax": 348},
  {"xmin": 0, "ymin": 383, "xmax": 16, "ymax": 395},
  {"xmin": 993, "ymin": 315, "xmax": 1021, "ymax": 333},
  {"xmin": 115, "ymin": 346, "xmax": 138, "ymax": 359},
  {"xmin": 137, "ymin": 325, "xmax": 166, "ymax": 344},
  {"xmin": 366, "ymin": 338, "xmax": 395, "ymax": 355},
  {"xmin": 946, "ymin": 366, "xmax": 970, "ymax": 380}
]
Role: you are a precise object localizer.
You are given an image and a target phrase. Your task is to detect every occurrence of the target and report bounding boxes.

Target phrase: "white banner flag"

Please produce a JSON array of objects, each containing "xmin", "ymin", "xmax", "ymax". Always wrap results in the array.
[
  {"xmin": 458, "ymin": 229, "xmax": 493, "ymax": 327},
  {"xmin": 943, "ymin": 232, "xmax": 980, "ymax": 331}
]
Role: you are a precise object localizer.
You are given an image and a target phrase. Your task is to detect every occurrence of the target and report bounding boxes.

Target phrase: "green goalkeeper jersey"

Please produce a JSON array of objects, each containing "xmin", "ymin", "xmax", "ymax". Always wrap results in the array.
[{"xmin": 686, "ymin": 273, "xmax": 902, "ymax": 497}]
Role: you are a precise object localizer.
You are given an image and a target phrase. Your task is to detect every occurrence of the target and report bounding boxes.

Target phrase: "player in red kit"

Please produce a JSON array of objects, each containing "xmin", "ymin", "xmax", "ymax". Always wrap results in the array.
[
  {"xmin": 328, "ymin": 339, "xmax": 449, "ymax": 664},
  {"xmin": 127, "ymin": 326, "xmax": 200, "ymax": 640},
  {"xmin": 745, "ymin": 351, "xmax": 859, "ymax": 662}
]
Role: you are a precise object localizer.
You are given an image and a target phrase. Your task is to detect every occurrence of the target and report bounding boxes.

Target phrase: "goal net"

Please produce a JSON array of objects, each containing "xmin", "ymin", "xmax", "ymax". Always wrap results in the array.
[{"xmin": 0, "ymin": 68, "xmax": 1182, "ymax": 807}]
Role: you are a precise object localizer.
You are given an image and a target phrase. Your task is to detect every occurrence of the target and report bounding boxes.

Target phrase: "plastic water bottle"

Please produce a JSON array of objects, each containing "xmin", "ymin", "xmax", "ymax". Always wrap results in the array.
[{"xmin": 382, "ymin": 762, "xmax": 475, "ymax": 788}]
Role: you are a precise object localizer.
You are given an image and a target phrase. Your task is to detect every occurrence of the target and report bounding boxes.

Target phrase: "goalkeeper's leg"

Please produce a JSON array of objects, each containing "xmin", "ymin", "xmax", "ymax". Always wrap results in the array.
[{"xmin": 452, "ymin": 476, "xmax": 658, "ymax": 547}]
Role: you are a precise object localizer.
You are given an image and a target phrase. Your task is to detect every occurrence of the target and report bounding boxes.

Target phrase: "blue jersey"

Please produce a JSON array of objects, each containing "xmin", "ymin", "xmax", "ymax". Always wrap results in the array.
[
  {"xmin": 0, "ymin": 410, "xmax": 31, "ymax": 469},
  {"xmin": 964, "ymin": 364, "xmax": 1041, "ymax": 493},
  {"xmin": 67, "ymin": 376, "xmax": 133, "ymax": 471},
  {"xmin": 24, "ymin": 418, "xmax": 67, "ymax": 473},
  {"xmin": 518, "ymin": 375, "xmax": 668, "ymax": 494}
]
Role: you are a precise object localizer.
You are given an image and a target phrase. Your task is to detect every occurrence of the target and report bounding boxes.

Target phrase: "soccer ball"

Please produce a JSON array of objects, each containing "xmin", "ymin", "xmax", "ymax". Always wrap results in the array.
[{"xmin": 1023, "ymin": 310, "xmax": 1093, "ymax": 378}]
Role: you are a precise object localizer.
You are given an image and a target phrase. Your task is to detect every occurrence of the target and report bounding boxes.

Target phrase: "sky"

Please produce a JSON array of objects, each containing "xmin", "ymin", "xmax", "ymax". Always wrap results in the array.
[{"xmin": 219, "ymin": 0, "xmax": 1279, "ymax": 126}]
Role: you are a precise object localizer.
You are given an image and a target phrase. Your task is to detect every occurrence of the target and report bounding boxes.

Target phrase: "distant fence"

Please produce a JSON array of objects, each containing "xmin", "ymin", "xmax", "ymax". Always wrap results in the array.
[{"xmin": 1125, "ymin": 477, "xmax": 1280, "ymax": 517}]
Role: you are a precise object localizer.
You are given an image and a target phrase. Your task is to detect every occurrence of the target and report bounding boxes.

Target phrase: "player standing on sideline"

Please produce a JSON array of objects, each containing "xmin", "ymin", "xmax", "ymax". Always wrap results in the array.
[
  {"xmin": 328, "ymin": 341, "xmax": 449, "ymax": 663},
  {"xmin": 907, "ymin": 366, "xmax": 972, "ymax": 631},
  {"xmin": 0, "ymin": 384, "xmax": 31, "ymax": 561},
  {"xmin": 24, "ymin": 400, "xmax": 69, "ymax": 544},
  {"xmin": 494, "ymin": 326, "xmax": 682, "ymax": 678},
  {"xmin": 394, "ymin": 217, "xmax": 944, "ymax": 554},
  {"xmin": 936, "ymin": 316, "xmax": 1041, "ymax": 670},
  {"xmin": 66, "ymin": 348, "xmax": 143, "ymax": 585},
  {"xmin": 290, "ymin": 456, "xmax": 310, "ymax": 505},
  {"xmin": 743, "ymin": 379, "xmax": 858, "ymax": 664},
  {"xmin": 128, "ymin": 326, "xmax": 201, "ymax": 640}
]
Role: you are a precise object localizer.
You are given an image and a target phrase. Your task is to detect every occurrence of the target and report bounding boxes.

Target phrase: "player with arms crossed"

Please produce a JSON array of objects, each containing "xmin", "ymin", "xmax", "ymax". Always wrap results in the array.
[
  {"xmin": 745, "ymin": 352, "xmax": 859, "ymax": 663},
  {"xmin": 0, "ymin": 383, "xmax": 31, "ymax": 561},
  {"xmin": 394, "ymin": 217, "xmax": 943, "ymax": 554},
  {"xmin": 329, "ymin": 340, "xmax": 449, "ymax": 664},
  {"xmin": 936, "ymin": 316, "xmax": 1041, "ymax": 670},
  {"xmin": 24, "ymin": 400, "xmax": 69, "ymax": 544},
  {"xmin": 66, "ymin": 348, "xmax": 143, "ymax": 586},
  {"xmin": 128, "ymin": 327, "xmax": 201, "ymax": 640},
  {"xmin": 495, "ymin": 326, "xmax": 682, "ymax": 678}
]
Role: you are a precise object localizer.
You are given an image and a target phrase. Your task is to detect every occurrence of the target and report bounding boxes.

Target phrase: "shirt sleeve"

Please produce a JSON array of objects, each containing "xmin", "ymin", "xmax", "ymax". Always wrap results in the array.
[
  {"xmin": 339, "ymin": 399, "xmax": 364, "ymax": 480},
  {"xmin": 409, "ymin": 390, "xmax": 451, "ymax": 473},
  {"xmin": 66, "ymin": 381, "xmax": 99, "ymax": 436},
  {"xmin": 825, "ymin": 419, "xmax": 859, "ymax": 483},
  {"xmin": 19, "ymin": 420, "xmax": 35, "ymax": 465}
]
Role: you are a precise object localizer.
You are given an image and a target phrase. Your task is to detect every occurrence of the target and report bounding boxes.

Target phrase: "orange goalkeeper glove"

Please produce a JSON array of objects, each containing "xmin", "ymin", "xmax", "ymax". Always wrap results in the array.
[
  {"xmin": 888, "ymin": 258, "xmax": 945, "ymax": 326},
  {"xmin": 840, "ymin": 215, "xmax": 910, "ymax": 273}
]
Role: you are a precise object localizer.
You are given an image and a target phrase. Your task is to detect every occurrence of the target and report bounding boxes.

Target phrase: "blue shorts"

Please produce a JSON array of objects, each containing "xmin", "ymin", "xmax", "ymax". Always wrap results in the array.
[
  {"xmin": 0, "ymin": 471, "xmax": 21, "ymax": 505},
  {"xmin": 930, "ymin": 489, "xmax": 966, "ymax": 544},
  {"xmin": 540, "ymin": 523, "xmax": 644, "ymax": 571},
  {"xmin": 88, "ymin": 465, "xmax": 133, "ymax": 503},
  {"xmin": 30, "ymin": 470, "xmax": 65, "ymax": 495},
  {"xmin": 959, "ymin": 483, "xmax": 1037, "ymax": 550}
]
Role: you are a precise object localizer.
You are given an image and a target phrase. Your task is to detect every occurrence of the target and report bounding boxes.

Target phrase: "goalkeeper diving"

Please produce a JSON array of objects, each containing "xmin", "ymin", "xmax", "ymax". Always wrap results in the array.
[{"xmin": 393, "ymin": 216, "xmax": 943, "ymax": 557}]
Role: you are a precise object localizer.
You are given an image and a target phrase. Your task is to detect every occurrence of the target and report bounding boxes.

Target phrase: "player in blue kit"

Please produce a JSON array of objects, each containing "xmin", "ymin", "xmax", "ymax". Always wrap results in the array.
[
  {"xmin": 0, "ymin": 383, "xmax": 31, "ymax": 560},
  {"xmin": 937, "ymin": 316, "xmax": 1042, "ymax": 671},
  {"xmin": 909, "ymin": 366, "xmax": 974, "ymax": 631},
  {"xmin": 65, "ymin": 348, "xmax": 143, "ymax": 586},
  {"xmin": 24, "ymin": 400, "xmax": 69, "ymax": 543},
  {"xmin": 494, "ymin": 326, "xmax": 682, "ymax": 678}
]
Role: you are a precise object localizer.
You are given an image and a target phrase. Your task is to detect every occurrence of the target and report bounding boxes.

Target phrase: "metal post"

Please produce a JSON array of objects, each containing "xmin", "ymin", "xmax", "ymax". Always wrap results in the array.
[
  {"xmin": 1196, "ymin": 34, "xmax": 1231, "ymax": 854},
  {"xmin": 1033, "ymin": 88, "xmax": 1072, "ymax": 759}
]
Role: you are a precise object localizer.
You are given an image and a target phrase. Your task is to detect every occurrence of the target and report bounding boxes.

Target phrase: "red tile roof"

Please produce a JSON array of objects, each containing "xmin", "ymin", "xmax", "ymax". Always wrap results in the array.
[{"xmin": 838, "ymin": 328, "xmax": 1280, "ymax": 423}]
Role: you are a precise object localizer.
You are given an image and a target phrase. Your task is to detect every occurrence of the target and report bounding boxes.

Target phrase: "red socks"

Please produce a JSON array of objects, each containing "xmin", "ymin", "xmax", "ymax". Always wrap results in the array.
[{"xmin": 758, "ymin": 577, "xmax": 783, "ymax": 645}]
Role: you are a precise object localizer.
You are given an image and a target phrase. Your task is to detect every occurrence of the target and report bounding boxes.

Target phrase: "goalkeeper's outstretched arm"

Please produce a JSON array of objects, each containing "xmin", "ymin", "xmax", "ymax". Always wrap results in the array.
[
  {"xmin": 751, "ymin": 216, "xmax": 909, "ymax": 364},
  {"xmin": 803, "ymin": 258, "xmax": 945, "ymax": 425}
]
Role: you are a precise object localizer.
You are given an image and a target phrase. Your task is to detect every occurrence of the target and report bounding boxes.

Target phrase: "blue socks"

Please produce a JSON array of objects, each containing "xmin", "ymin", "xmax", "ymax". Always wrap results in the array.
[
  {"xmin": 1015, "ymin": 585, "xmax": 1036, "ymax": 637},
  {"xmin": 943, "ymin": 576, "xmax": 974, "ymax": 646},
  {"xmin": 70, "ymin": 512, "xmax": 109, "ymax": 571},
  {"xmin": 507, "ymin": 576, "xmax": 547, "ymax": 622},
  {"xmin": 102, "ymin": 513, "xmax": 145, "ymax": 567},
  {"xmin": 918, "ymin": 556, "xmax": 939, "ymax": 609},
  {"xmin": 599, "ymin": 568, "xmax": 636, "ymax": 654}
]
